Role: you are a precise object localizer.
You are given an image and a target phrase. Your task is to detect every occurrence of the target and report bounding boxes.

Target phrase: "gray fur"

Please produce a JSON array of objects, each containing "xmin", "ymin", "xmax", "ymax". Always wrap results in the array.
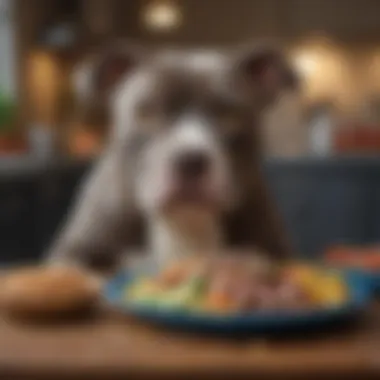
[{"xmin": 47, "ymin": 42, "xmax": 296, "ymax": 271}]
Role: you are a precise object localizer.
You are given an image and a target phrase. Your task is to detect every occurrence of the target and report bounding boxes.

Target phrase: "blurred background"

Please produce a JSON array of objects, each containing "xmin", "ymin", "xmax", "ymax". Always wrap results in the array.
[{"xmin": 2, "ymin": 0, "xmax": 380, "ymax": 264}]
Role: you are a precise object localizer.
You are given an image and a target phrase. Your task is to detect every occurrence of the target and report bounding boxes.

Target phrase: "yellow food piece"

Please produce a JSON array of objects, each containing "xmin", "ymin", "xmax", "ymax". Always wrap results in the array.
[
  {"xmin": 310, "ymin": 274, "xmax": 348, "ymax": 306},
  {"xmin": 289, "ymin": 265, "xmax": 320, "ymax": 283},
  {"xmin": 291, "ymin": 266, "xmax": 347, "ymax": 306},
  {"xmin": 126, "ymin": 279, "xmax": 160, "ymax": 300}
]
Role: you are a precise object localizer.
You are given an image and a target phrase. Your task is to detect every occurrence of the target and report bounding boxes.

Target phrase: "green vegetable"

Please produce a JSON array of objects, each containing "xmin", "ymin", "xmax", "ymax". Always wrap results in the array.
[
  {"xmin": 0, "ymin": 90, "xmax": 16, "ymax": 132},
  {"xmin": 126, "ymin": 279, "xmax": 159, "ymax": 306},
  {"xmin": 127, "ymin": 275, "xmax": 205, "ymax": 311}
]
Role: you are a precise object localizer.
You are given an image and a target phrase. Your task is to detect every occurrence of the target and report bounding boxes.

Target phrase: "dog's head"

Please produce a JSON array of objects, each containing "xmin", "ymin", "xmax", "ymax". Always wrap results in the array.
[{"xmin": 75, "ymin": 42, "xmax": 297, "ymax": 221}]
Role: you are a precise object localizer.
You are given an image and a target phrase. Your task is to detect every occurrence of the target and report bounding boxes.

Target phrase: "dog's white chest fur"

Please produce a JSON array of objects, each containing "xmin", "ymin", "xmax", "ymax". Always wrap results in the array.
[{"xmin": 149, "ymin": 211, "xmax": 223, "ymax": 267}]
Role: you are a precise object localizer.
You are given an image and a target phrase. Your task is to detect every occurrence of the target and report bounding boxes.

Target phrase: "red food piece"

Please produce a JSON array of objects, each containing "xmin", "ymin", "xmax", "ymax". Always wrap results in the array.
[{"xmin": 325, "ymin": 245, "xmax": 380, "ymax": 271}]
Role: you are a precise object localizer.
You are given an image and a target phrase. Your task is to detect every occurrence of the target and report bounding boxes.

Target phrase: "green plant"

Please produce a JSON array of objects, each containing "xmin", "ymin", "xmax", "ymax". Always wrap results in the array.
[{"xmin": 0, "ymin": 90, "xmax": 16, "ymax": 134}]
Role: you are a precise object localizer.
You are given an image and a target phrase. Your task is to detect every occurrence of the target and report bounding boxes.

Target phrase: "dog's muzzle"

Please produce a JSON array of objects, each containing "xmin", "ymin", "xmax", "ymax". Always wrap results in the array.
[
  {"xmin": 175, "ymin": 150, "xmax": 210, "ymax": 181},
  {"xmin": 166, "ymin": 149, "xmax": 214, "ymax": 206}
]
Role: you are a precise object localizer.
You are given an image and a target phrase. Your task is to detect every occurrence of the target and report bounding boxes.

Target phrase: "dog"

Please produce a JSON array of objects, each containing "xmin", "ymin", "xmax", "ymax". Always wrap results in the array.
[{"xmin": 47, "ymin": 41, "xmax": 297, "ymax": 272}]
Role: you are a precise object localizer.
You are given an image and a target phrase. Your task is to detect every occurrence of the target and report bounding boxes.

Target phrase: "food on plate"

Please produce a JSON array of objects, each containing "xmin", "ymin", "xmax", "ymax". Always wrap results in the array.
[
  {"xmin": 125, "ymin": 256, "xmax": 348, "ymax": 314},
  {"xmin": 286, "ymin": 264, "xmax": 348, "ymax": 306},
  {"xmin": 1, "ymin": 266, "xmax": 101, "ymax": 319}
]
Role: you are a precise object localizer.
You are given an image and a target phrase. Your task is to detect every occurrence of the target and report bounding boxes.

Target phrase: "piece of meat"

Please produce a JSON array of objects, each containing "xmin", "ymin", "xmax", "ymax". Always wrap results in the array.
[{"xmin": 272, "ymin": 280, "xmax": 312, "ymax": 310}]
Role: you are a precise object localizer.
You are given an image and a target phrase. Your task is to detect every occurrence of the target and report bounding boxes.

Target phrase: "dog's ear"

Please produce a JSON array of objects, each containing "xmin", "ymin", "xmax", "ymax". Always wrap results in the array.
[
  {"xmin": 73, "ymin": 42, "xmax": 145, "ymax": 105},
  {"xmin": 231, "ymin": 42, "xmax": 298, "ymax": 108}
]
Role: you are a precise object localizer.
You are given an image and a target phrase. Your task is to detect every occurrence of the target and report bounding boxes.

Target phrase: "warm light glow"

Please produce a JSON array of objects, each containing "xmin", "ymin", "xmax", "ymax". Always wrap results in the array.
[
  {"xmin": 27, "ymin": 51, "xmax": 62, "ymax": 123},
  {"xmin": 142, "ymin": 0, "xmax": 182, "ymax": 32},
  {"xmin": 290, "ymin": 40, "xmax": 353, "ymax": 112},
  {"xmin": 292, "ymin": 52, "xmax": 319, "ymax": 77}
]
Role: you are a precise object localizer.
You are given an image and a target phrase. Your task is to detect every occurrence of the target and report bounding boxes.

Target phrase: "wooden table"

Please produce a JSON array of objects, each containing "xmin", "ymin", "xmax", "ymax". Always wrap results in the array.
[{"xmin": 0, "ymin": 302, "xmax": 379, "ymax": 380}]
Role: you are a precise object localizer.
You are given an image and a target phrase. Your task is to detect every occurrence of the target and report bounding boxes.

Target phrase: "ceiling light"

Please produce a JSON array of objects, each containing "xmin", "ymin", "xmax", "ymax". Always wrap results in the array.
[
  {"xmin": 293, "ymin": 52, "xmax": 319, "ymax": 77},
  {"xmin": 142, "ymin": 0, "xmax": 182, "ymax": 32}
]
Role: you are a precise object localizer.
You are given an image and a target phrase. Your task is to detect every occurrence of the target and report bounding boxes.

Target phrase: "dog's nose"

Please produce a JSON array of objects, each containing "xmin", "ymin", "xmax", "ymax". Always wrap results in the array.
[{"xmin": 175, "ymin": 151, "xmax": 210, "ymax": 179}]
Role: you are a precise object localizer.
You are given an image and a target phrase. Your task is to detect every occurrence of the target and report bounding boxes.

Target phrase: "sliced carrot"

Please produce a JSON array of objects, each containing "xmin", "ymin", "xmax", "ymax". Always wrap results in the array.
[
  {"xmin": 205, "ymin": 291, "xmax": 236, "ymax": 313},
  {"xmin": 158, "ymin": 263, "xmax": 190, "ymax": 287}
]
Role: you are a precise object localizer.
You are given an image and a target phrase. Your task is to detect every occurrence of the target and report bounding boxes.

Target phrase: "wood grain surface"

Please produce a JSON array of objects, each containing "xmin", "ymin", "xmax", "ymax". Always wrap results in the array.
[{"xmin": 0, "ymin": 301, "xmax": 379, "ymax": 380}]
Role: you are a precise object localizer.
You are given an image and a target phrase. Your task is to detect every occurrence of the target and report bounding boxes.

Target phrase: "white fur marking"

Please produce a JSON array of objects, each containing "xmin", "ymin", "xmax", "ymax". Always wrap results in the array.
[
  {"xmin": 170, "ymin": 115, "xmax": 215, "ymax": 152},
  {"xmin": 112, "ymin": 70, "xmax": 153, "ymax": 141},
  {"xmin": 150, "ymin": 215, "xmax": 222, "ymax": 267}
]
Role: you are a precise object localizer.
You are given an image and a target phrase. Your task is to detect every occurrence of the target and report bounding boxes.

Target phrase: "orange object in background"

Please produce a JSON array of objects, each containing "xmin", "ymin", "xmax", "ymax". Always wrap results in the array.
[
  {"xmin": 334, "ymin": 126, "xmax": 380, "ymax": 154},
  {"xmin": 325, "ymin": 245, "xmax": 380, "ymax": 271},
  {"xmin": 68, "ymin": 130, "xmax": 102, "ymax": 158},
  {"xmin": 0, "ymin": 137, "xmax": 28, "ymax": 154}
]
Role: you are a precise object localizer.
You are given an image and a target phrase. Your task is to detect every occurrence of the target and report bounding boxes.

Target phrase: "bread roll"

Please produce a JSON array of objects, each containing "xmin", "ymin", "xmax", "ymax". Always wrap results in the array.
[{"xmin": 1, "ymin": 266, "xmax": 102, "ymax": 319}]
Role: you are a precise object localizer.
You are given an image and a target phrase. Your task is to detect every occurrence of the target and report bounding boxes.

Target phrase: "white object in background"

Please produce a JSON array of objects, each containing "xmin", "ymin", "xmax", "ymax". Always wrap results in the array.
[
  {"xmin": 262, "ymin": 92, "xmax": 308, "ymax": 157},
  {"xmin": 0, "ymin": 0, "xmax": 16, "ymax": 97},
  {"xmin": 28, "ymin": 125, "xmax": 56, "ymax": 159},
  {"xmin": 309, "ymin": 110, "xmax": 333, "ymax": 156}
]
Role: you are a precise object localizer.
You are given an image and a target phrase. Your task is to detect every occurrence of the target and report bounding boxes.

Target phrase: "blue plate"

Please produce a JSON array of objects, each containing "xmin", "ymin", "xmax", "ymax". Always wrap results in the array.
[
  {"xmin": 370, "ymin": 272, "xmax": 380, "ymax": 293},
  {"xmin": 331, "ymin": 268, "xmax": 380, "ymax": 295},
  {"xmin": 103, "ymin": 270, "xmax": 371, "ymax": 333}
]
